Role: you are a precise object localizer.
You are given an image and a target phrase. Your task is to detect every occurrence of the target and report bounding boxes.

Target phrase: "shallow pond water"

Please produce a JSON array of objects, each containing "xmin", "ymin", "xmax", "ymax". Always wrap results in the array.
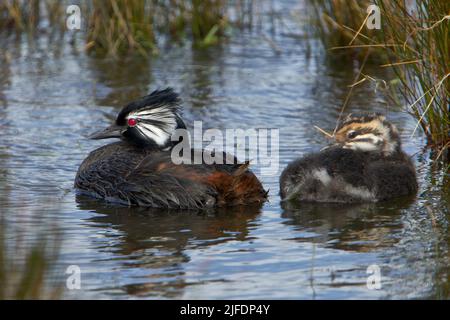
[{"xmin": 0, "ymin": 3, "xmax": 449, "ymax": 299}]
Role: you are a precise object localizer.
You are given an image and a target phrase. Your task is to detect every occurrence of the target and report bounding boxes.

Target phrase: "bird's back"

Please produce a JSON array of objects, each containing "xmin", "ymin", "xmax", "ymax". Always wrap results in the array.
[
  {"xmin": 75, "ymin": 142, "xmax": 267, "ymax": 208},
  {"xmin": 280, "ymin": 147, "xmax": 417, "ymax": 203}
]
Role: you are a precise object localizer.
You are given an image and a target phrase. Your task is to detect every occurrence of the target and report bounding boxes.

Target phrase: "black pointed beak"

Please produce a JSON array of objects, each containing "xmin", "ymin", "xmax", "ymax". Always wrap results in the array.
[{"xmin": 88, "ymin": 124, "xmax": 124, "ymax": 140}]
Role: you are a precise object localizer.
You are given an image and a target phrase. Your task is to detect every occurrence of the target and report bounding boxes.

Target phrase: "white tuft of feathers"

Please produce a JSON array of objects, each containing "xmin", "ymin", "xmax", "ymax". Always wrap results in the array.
[{"xmin": 126, "ymin": 105, "xmax": 178, "ymax": 146}]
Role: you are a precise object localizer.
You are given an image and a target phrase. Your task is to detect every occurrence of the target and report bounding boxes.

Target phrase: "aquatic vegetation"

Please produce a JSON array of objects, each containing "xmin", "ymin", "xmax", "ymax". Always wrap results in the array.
[
  {"xmin": 307, "ymin": 0, "xmax": 376, "ymax": 60},
  {"xmin": 0, "ymin": 0, "xmax": 256, "ymax": 56},
  {"xmin": 376, "ymin": 0, "xmax": 449, "ymax": 158},
  {"xmin": 0, "ymin": 0, "xmax": 41, "ymax": 31},
  {"xmin": 307, "ymin": 0, "xmax": 449, "ymax": 158},
  {"xmin": 0, "ymin": 0, "xmax": 66, "ymax": 32},
  {"xmin": 86, "ymin": 0, "xmax": 157, "ymax": 57}
]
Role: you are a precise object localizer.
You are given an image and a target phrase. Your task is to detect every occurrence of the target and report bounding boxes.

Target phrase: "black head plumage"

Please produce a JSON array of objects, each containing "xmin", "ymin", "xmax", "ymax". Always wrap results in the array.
[
  {"xmin": 89, "ymin": 88, "xmax": 187, "ymax": 149},
  {"xmin": 116, "ymin": 88, "xmax": 181, "ymax": 126}
]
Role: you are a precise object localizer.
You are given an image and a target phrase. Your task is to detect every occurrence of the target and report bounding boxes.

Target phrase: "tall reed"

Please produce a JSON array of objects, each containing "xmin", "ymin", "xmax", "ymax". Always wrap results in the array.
[
  {"xmin": 0, "ymin": 1, "xmax": 255, "ymax": 56},
  {"xmin": 308, "ymin": 0, "xmax": 449, "ymax": 156},
  {"xmin": 191, "ymin": 0, "xmax": 227, "ymax": 47},
  {"xmin": 376, "ymin": 0, "xmax": 449, "ymax": 154},
  {"xmin": 86, "ymin": 0, "xmax": 157, "ymax": 57},
  {"xmin": 0, "ymin": 0, "xmax": 42, "ymax": 31},
  {"xmin": 307, "ymin": 0, "xmax": 376, "ymax": 60}
]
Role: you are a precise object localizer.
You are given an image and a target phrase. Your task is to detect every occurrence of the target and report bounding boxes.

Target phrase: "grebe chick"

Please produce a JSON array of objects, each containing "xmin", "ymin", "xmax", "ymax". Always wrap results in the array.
[{"xmin": 280, "ymin": 114, "xmax": 418, "ymax": 203}]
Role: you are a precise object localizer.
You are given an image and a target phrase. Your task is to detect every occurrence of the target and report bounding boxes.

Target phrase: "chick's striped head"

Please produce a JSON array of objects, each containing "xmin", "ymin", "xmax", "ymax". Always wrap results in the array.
[{"xmin": 334, "ymin": 113, "xmax": 401, "ymax": 156}]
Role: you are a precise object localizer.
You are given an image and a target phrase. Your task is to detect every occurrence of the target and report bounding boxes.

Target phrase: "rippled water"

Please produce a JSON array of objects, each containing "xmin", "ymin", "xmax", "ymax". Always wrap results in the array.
[{"xmin": 0, "ymin": 4, "xmax": 449, "ymax": 299}]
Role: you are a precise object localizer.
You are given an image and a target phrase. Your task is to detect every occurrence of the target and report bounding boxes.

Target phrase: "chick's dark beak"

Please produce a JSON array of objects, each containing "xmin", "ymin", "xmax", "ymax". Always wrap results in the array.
[{"xmin": 88, "ymin": 124, "xmax": 124, "ymax": 140}]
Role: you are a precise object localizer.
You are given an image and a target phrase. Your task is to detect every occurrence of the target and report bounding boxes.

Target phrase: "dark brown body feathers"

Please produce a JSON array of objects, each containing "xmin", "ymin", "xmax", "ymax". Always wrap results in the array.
[
  {"xmin": 75, "ymin": 142, "xmax": 267, "ymax": 208},
  {"xmin": 280, "ymin": 146, "xmax": 418, "ymax": 203}
]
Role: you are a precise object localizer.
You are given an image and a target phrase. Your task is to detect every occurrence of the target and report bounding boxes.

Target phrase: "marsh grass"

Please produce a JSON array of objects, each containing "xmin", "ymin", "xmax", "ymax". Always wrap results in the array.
[
  {"xmin": 86, "ymin": 0, "xmax": 157, "ymax": 57},
  {"xmin": 0, "ymin": 0, "xmax": 41, "ymax": 31},
  {"xmin": 191, "ymin": 0, "xmax": 227, "ymax": 47},
  {"xmin": 376, "ymin": 1, "xmax": 449, "ymax": 156},
  {"xmin": 308, "ymin": 0, "xmax": 449, "ymax": 157},
  {"xmin": 307, "ymin": 0, "xmax": 378, "ymax": 60},
  {"xmin": 0, "ymin": 0, "xmax": 67, "ymax": 33},
  {"xmin": 0, "ymin": 1, "xmax": 257, "ymax": 56}
]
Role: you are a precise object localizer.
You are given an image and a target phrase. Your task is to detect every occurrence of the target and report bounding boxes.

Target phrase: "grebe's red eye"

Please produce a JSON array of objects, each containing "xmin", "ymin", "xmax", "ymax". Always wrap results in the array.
[{"xmin": 127, "ymin": 118, "xmax": 137, "ymax": 127}]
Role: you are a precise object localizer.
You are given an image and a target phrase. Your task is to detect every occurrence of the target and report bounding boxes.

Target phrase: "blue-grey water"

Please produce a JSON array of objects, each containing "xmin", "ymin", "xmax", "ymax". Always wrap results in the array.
[{"xmin": 0, "ymin": 3, "xmax": 449, "ymax": 299}]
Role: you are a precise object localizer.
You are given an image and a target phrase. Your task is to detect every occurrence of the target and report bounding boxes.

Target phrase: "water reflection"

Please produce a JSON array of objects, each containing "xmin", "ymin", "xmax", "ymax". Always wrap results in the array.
[
  {"xmin": 281, "ymin": 196, "xmax": 416, "ymax": 252},
  {"xmin": 76, "ymin": 195, "xmax": 262, "ymax": 298},
  {"xmin": 185, "ymin": 46, "xmax": 225, "ymax": 109},
  {"xmin": 0, "ymin": 51, "xmax": 11, "ymax": 107},
  {"xmin": 0, "ymin": 50, "xmax": 12, "ymax": 205},
  {"xmin": 88, "ymin": 56, "xmax": 153, "ymax": 107}
]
